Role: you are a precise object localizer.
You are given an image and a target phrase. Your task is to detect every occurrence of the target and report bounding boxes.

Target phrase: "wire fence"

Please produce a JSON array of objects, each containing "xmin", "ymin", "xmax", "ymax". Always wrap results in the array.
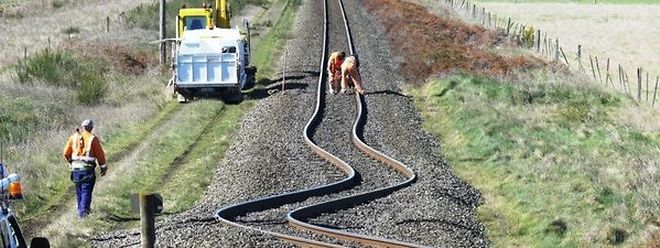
[{"xmin": 441, "ymin": 0, "xmax": 660, "ymax": 107}]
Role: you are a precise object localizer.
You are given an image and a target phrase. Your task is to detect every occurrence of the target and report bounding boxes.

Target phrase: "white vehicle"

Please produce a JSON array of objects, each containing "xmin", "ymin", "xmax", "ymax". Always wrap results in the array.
[{"xmin": 171, "ymin": 1, "xmax": 255, "ymax": 103}]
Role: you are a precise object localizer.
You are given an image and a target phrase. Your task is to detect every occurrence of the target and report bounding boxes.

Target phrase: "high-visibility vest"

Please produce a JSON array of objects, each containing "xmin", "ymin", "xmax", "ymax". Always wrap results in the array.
[
  {"xmin": 70, "ymin": 133, "xmax": 97, "ymax": 164},
  {"xmin": 328, "ymin": 52, "xmax": 344, "ymax": 74}
]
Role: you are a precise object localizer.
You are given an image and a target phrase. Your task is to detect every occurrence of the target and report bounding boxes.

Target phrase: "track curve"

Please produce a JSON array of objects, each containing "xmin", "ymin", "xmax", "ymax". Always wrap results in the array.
[{"xmin": 216, "ymin": 0, "xmax": 420, "ymax": 247}]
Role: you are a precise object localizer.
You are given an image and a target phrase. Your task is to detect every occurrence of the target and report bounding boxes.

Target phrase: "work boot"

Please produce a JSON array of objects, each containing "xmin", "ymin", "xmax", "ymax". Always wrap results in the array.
[
  {"xmin": 340, "ymin": 88, "xmax": 346, "ymax": 95},
  {"xmin": 329, "ymin": 88, "xmax": 336, "ymax": 94}
]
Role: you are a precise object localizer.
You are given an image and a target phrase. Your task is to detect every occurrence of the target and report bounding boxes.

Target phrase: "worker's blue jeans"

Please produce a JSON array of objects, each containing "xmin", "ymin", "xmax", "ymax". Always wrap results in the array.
[{"xmin": 72, "ymin": 170, "xmax": 96, "ymax": 218}]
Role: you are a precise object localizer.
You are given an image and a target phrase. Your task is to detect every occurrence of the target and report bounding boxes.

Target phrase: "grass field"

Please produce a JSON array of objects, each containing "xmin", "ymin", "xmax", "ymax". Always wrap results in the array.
[
  {"xmin": 410, "ymin": 73, "xmax": 660, "ymax": 247},
  {"xmin": 370, "ymin": 0, "xmax": 660, "ymax": 247},
  {"xmin": 473, "ymin": 2, "xmax": 660, "ymax": 78}
]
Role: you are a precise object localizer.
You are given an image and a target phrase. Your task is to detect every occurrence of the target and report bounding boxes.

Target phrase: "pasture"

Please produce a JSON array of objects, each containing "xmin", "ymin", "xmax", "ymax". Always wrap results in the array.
[{"xmin": 475, "ymin": 1, "xmax": 660, "ymax": 77}]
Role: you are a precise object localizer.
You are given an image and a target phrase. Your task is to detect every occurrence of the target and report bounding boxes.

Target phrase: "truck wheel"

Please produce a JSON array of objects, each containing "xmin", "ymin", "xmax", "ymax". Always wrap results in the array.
[{"xmin": 243, "ymin": 66, "xmax": 257, "ymax": 90}]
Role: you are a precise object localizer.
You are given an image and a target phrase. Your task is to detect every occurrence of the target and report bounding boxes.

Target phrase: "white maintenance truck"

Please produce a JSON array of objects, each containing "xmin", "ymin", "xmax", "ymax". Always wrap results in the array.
[{"xmin": 171, "ymin": 1, "xmax": 255, "ymax": 103}]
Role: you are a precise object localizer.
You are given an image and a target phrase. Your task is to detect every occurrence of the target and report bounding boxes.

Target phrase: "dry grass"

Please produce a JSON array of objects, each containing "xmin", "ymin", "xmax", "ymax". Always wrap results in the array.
[
  {"xmin": 364, "ymin": 0, "xmax": 545, "ymax": 85},
  {"xmin": 476, "ymin": 3, "xmax": 660, "ymax": 77},
  {"xmin": 369, "ymin": 1, "xmax": 660, "ymax": 247},
  {"xmin": 0, "ymin": 0, "xmax": 155, "ymax": 69}
]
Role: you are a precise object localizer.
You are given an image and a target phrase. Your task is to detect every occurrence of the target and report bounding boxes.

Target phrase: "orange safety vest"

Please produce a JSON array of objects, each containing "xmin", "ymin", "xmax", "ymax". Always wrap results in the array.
[
  {"xmin": 328, "ymin": 52, "xmax": 344, "ymax": 74},
  {"xmin": 63, "ymin": 130, "xmax": 107, "ymax": 168}
]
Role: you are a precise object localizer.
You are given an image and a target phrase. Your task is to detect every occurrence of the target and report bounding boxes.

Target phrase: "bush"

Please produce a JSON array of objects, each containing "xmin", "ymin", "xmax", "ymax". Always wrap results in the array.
[
  {"xmin": 14, "ymin": 49, "xmax": 108, "ymax": 105},
  {"xmin": 76, "ymin": 71, "xmax": 108, "ymax": 105},
  {"xmin": 15, "ymin": 49, "xmax": 78, "ymax": 87}
]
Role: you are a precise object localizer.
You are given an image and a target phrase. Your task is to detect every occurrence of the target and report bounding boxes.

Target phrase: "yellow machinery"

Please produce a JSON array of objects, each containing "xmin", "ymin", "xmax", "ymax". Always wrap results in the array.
[{"xmin": 177, "ymin": 0, "xmax": 230, "ymax": 38}]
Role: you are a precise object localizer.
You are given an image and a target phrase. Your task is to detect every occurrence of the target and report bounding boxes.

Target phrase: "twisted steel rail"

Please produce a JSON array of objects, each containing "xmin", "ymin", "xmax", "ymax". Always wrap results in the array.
[{"xmin": 216, "ymin": 0, "xmax": 420, "ymax": 246}]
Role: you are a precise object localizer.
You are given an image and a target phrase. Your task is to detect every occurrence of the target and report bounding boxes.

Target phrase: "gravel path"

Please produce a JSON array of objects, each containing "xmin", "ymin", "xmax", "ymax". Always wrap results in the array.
[{"xmin": 91, "ymin": 0, "xmax": 489, "ymax": 247}]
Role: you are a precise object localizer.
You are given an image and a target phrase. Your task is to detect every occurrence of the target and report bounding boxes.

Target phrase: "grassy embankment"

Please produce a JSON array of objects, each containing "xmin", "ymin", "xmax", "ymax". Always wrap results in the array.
[
  {"xmin": 364, "ymin": 0, "xmax": 660, "ymax": 247},
  {"xmin": 39, "ymin": 0, "xmax": 303, "ymax": 246}
]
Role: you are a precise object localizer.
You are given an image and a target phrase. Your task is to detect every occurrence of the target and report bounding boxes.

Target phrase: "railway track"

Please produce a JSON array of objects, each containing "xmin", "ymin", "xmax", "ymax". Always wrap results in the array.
[{"xmin": 215, "ymin": 0, "xmax": 422, "ymax": 247}]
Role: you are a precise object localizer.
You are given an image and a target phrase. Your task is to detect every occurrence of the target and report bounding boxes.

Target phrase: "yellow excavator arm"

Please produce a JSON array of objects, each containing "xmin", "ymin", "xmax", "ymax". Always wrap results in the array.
[{"xmin": 216, "ymin": 0, "xmax": 230, "ymax": 28}]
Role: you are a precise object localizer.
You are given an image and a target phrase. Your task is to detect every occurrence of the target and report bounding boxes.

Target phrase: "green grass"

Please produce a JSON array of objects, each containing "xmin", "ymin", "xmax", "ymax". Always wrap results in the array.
[
  {"xmin": 20, "ymin": 102, "xmax": 179, "ymax": 225},
  {"xmin": 475, "ymin": 0, "xmax": 660, "ymax": 4},
  {"xmin": 251, "ymin": 0, "xmax": 301, "ymax": 79},
  {"xmin": 410, "ymin": 73, "xmax": 660, "ymax": 247},
  {"xmin": 159, "ymin": 102, "xmax": 253, "ymax": 213}
]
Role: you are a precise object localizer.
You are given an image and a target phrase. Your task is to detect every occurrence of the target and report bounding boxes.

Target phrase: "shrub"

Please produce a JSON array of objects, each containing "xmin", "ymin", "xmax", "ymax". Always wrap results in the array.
[
  {"xmin": 14, "ymin": 48, "xmax": 108, "ymax": 105},
  {"xmin": 15, "ymin": 49, "xmax": 78, "ymax": 87},
  {"xmin": 61, "ymin": 26, "xmax": 80, "ymax": 35},
  {"xmin": 76, "ymin": 71, "xmax": 108, "ymax": 105}
]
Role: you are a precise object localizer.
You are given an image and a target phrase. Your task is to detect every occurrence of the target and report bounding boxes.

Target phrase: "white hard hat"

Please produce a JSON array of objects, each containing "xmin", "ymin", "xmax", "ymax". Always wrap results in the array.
[{"xmin": 81, "ymin": 119, "xmax": 94, "ymax": 129}]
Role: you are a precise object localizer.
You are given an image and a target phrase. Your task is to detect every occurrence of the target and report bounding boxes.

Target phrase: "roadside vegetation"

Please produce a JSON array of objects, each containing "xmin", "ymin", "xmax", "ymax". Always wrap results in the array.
[
  {"xmin": 22, "ymin": 0, "xmax": 302, "ymax": 246},
  {"xmin": 367, "ymin": 0, "xmax": 660, "ymax": 247}
]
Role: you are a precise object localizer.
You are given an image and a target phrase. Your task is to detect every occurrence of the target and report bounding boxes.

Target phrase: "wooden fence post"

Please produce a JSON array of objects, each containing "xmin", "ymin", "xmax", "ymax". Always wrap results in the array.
[
  {"xmin": 106, "ymin": 16, "xmax": 110, "ymax": 32},
  {"xmin": 637, "ymin": 68, "xmax": 642, "ymax": 101},
  {"xmin": 618, "ymin": 64, "xmax": 624, "ymax": 92},
  {"xmin": 653, "ymin": 76, "xmax": 659, "ymax": 106},
  {"xmin": 560, "ymin": 47, "xmax": 570, "ymax": 68},
  {"xmin": 645, "ymin": 73, "xmax": 650, "ymax": 102},
  {"xmin": 506, "ymin": 17, "xmax": 511, "ymax": 35},
  {"xmin": 554, "ymin": 38, "xmax": 560, "ymax": 61},
  {"xmin": 594, "ymin": 56, "xmax": 602, "ymax": 84},
  {"xmin": 606, "ymin": 58, "xmax": 613, "ymax": 88},
  {"xmin": 536, "ymin": 29, "xmax": 541, "ymax": 52},
  {"xmin": 590, "ymin": 55, "xmax": 597, "ymax": 80}
]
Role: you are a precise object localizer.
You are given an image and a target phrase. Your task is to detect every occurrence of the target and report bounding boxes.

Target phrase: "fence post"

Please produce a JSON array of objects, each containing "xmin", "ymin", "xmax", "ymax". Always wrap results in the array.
[
  {"xmin": 554, "ymin": 38, "xmax": 560, "ymax": 61},
  {"xmin": 140, "ymin": 193, "xmax": 156, "ymax": 248},
  {"xmin": 594, "ymin": 56, "xmax": 602, "ymax": 83},
  {"xmin": 560, "ymin": 47, "xmax": 570, "ymax": 68},
  {"xmin": 506, "ymin": 17, "xmax": 511, "ymax": 35},
  {"xmin": 589, "ymin": 55, "xmax": 597, "ymax": 80},
  {"xmin": 535, "ymin": 29, "xmax": 541, "ymax": 52},
  {"xmin": 637, "ymin": 68, "xmax": 642, "ymax": 101},
  {"xmin": 106, "ymin": 16, "xmax": 110, "ymax": 32},
  {"xmin": 618, "ymin": 64, "xmax": 624, "ymax": 92},
  {"xmin": 653, "ymin": 76, "xmax": 659, "ymax": 106},
  {"xmin": 646, "ymin": 73, "xmax": 650, "ymax": 102},
  {"xmin": 606, "ymin": 58, "xmax": 613, "ymax": 88},
  {"xmin": 282, "ymin": 48, "xmax": 287, "ymax": 94},
  {"xmin": 159, "ymin": 0, "xmax": 166, "ymax": 65}
]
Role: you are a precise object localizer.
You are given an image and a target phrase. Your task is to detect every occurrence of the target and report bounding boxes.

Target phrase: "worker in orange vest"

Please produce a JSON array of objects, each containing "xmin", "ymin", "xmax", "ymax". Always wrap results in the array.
[
  {"xmin": 340, "ymin": 55, "xmax": 365, "ymax": 95},
  {"xmin": 327, "ymin": 51, "xmax": 345, "ymax": 94},
  {"xmin": 63, "ymin": 119, "xmax": 107, "ymax": 218}
]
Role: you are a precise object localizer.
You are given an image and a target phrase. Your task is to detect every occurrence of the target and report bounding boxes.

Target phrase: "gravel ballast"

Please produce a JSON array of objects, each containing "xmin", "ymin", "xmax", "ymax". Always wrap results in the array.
[{"xmin": 91, "ymin": 0, "xmax": 489, "ymax": 247}]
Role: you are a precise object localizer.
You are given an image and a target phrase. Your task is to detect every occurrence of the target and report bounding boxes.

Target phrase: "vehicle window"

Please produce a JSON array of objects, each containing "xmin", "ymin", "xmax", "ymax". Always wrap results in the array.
[
  {"xmin": 221, "ymin": 46, "xmax": 236, "ymax": 53},
  {"xmin": 184, "ymin": 16, "xmax": 207, "ymax": 31}
]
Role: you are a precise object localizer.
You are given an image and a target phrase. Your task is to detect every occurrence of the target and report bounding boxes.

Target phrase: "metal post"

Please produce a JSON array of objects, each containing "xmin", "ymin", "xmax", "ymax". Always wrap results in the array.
[
  {"xmin": 106, "ymin": 16, "xmax": 110, "ymax": 33},
  {"xmin": 282, "ymin": 49, "xmax": 287, "ymax": 95},
  {"xmin": 159, "ymin": 0, "xmax": 166, "ymax": 65},
  {"xmin": 140, "ymin": 193, "xmax": 156, "ymax": 248}
]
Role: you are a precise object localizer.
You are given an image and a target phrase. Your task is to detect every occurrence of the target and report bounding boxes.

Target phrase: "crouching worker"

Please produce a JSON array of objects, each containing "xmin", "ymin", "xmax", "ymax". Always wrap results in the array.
[
  {"xmin": 63, "ymin": 119, "xmax": 107, "ymax": 218},
  {"xmin": 340, "ymin": 55, "xmax": 365, "ymax": 95},
  {"xmin": 327, "ymin": 51, "xmax": 345, "ymax": 94}
]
